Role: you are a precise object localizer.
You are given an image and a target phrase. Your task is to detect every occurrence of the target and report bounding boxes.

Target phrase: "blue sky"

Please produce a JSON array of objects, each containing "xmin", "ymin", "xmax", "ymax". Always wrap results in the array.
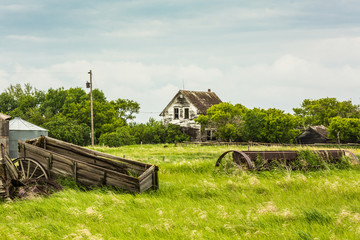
[{"xmin": 1, "ymin": 0, "xmax": 360, "ymax": 122}]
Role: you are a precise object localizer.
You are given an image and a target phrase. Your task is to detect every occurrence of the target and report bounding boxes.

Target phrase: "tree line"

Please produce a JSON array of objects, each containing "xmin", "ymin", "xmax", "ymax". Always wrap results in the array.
[
  {"xmin": 196, "ymin": 98, "xmax": 360, "ymax": 143},
  {"xmin": 1, "ymin": 84, "xmax": 359, "ymax": 145},
  {"xmin": 0, "ymin": 84, "xmax": 188, "ymax": 146}
]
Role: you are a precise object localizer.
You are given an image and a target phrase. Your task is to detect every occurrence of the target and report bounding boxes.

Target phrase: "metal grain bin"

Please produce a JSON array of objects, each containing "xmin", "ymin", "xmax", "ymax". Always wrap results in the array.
[{"xmin": 9, "ymin": 117, "xmax": 48, "ymax": 158}]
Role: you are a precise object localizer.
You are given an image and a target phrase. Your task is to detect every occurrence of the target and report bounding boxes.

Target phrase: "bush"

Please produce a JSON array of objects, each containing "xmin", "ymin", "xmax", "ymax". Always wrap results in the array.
[
  {"xmin": 99, "ymin": 126, "xmax": 135, "ymax": 147},
  {"xmin": 328, "ymin": 117, "xmax": 360, "ymax": 143},
  {"xmin": 99, "ymin": 120, "xmax": 191, "ymax": 146},
  {"xmin": 42, "ymin": 116, "xmax": 90, "ymax": 146}
]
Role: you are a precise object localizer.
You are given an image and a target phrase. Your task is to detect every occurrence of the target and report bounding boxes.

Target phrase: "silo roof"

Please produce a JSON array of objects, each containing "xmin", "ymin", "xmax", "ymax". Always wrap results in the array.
[{"xmin": 9, "ymin": 117, "xmax": 48, "ymax": 131}]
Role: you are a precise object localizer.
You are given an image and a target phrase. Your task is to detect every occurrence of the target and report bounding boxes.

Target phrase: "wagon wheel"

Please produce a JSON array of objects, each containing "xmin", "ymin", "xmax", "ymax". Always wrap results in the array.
[
  {"xmin": 344, "ymin": 150, "xmax": 360, "ymax": 165},
  {"xmin": 12, "ymin": 157, "xmax": 48, "ymax": 181},
  {"xmin": 215, "ymin": 150, "xmax": 255, "ymax": 173},
  {"xmin": 15, "ymin": 178, "xmax": 62, "ymax": 199}
]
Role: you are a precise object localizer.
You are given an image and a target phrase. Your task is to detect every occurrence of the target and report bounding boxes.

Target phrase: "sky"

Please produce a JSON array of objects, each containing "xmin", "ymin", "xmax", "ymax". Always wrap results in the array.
[{"xmin": 1, "ymin": 0, "xmax": 360, "ymax": 122}]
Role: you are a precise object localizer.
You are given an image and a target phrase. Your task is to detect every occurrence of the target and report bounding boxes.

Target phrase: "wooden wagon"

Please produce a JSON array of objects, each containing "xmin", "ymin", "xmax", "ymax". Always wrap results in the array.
[{"xmin": 17, "ymin": 136, "xmax": 159, "ymax": 193}]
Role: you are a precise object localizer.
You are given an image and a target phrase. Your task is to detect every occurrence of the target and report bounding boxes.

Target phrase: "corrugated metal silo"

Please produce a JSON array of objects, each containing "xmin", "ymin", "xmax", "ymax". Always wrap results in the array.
[{"xmin": 9, "ymin": 117, "xmax": 48, "ymax": 158}]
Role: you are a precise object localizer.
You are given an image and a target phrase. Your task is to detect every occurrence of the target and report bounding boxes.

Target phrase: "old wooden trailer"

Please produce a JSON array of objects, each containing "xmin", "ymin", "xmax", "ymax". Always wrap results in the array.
[{"xmin": 17, "ymin": 136, "xmax": 159, "ymax": 193}]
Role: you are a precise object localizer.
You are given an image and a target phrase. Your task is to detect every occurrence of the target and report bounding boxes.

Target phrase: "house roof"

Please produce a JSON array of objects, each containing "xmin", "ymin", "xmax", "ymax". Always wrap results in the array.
[
  {"xmin": 9, "ymin": 117, "xmax": 48, "ymax": 131},
  {"xmin": 0, "ymin": 113, "xmax": 11, "ymax": 121},
  {"xmin": 309, "ymin": 125, "xmax": 329, "ymax": 139},
  {"xmin": 297, "ymin": 125, "xmax": 329, "ymax": 139},
  {"xmin": 160, "ymin": 90, "xmax": 222, "ymax": 116}
]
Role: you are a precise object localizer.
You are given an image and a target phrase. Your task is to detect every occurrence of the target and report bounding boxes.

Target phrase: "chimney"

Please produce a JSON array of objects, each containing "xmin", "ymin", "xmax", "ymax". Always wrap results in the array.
[{"xmin": 208, "ymin": 89, "xmax": 211, "ymax": 92}]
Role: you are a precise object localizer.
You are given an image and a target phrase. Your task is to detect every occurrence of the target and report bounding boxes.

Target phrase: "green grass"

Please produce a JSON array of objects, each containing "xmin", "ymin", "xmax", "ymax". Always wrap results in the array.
[{"xmin": 1, "ymin": 144, "xmax": 360, "ymax": 239}]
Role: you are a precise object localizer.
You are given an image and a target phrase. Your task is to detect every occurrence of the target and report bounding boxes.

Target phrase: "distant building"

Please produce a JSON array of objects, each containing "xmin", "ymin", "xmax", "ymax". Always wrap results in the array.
[
  {"xmin": 296, "ymin": 125, "xmax": 331, "ymax": 144},
  {"xmin": 160, "ymin": 89, "xmax": 222, "ymax": 141},
  {"xmin": 9, "ymin": 117, "xmax": 48, "ymax": 158}
]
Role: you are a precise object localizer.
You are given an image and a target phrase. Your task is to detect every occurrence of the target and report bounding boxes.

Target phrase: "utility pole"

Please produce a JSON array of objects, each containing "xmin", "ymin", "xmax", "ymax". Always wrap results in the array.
[{"xmin": 87, "ymin": 70, "xmax": 94, "ymax": 147}]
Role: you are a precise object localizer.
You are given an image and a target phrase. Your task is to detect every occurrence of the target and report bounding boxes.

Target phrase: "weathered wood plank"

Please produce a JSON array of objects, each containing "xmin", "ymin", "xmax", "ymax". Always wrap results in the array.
[
  {"xmin": 45, "ymin": 144, "xmax": 138, "ymax": 175},
  {"xmin": 18, "ymin": 138, "xmax": 159, "ymax": 193},
  {"xmin": 140, "ymin": 174, "xmax": 153, "ymax": 192},
  {"xmin": 138, "ymin": 165, "xmax": 155, "ymax": 182},
  {"xmin": 45, "ymin": 136, "xmax": 151, "ymax": 168}
]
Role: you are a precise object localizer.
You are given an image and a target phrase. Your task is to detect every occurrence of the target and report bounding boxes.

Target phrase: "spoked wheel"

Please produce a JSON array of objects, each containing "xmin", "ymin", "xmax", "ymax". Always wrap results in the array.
[
  {"xmin": 215, "ymin": 150, "xmax": 255, "ymax": 173},
  {"xmin": 15, "ymin": 178, "xmax": 62, "ymax": 198},
  {"xmin": 12, "ymin": 157, "xmax": 48, "ymax": 180}
]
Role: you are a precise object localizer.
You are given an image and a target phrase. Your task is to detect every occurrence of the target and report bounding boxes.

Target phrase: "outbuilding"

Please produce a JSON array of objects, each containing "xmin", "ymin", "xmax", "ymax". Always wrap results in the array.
[
  {"xmin": 296, "ymin": 125, "xmax": 331, "ymax": 144},
  {"xmin": 9, "ymin": 117, "xmax": 48, "ymax": 158}
]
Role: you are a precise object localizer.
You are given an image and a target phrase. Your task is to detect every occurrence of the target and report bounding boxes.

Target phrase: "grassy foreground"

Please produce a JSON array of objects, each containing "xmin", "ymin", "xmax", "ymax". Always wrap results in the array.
[{"xmin": 1, "ymin": 144, "xmax": 360, "ymax": 239}]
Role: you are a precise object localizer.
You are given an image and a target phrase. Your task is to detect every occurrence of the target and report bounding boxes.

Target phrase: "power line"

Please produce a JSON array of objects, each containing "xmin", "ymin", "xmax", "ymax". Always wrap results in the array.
[
  {"xmin": 138, "ymin": 112, "xmax": 161, "ymax": 114},
  {"xmin": 5, "ymin": 71, "xmax": 86, "ymax": 74}
]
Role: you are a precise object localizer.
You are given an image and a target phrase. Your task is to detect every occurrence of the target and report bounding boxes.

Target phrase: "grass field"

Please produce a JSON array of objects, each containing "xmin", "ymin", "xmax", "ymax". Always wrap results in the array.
[{"xmin": 1, "ymin": 144, "xmax": 360, "ymax": 239}]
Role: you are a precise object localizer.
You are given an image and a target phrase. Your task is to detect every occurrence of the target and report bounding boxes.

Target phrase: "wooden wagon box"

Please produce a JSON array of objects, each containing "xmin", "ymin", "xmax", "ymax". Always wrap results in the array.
[{"xmin": 17, "ymin": 136, "xmax": 159, "ymax": 193}]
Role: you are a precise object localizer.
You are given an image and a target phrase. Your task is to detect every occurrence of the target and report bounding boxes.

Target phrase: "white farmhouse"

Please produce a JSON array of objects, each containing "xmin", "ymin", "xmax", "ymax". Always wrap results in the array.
[{"xmin": 159, "ymin": 89, "xmax": 222, "ymax": 141}]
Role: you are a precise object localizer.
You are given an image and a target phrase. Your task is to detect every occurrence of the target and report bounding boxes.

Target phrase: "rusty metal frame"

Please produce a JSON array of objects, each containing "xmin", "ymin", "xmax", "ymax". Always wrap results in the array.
[{"xmin": 215, "ymin": 150, "xmax": 360, "ymax": 170}]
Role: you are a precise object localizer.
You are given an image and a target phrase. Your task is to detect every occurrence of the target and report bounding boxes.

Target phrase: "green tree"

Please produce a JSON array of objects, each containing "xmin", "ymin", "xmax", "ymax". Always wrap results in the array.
[
  {"xmin": 242, "ymin": 108, "xmax": 267, "ymax": 142},
  {"xmin": 195, "ymin": 102, "xmax": 247, "ymax": 141},
  {"xmin": 60, "ymin": 88, "xmax": 139, "ymax": 142},
  {"xmin": 165, "ymin": 124, "xmax": 190, "ymax": 143},
  {"xmin": 39, "ymin": 87, "xmax": 67, "ymax": 118},
  {"xmin": 242, "ymin": 108, "xmax": 300, "ymax": 143},
  {"xmin": 110, "ymin": 99, "xmax": 140, "ymax": 122},
  {"xmin": 42, "ymin": 116, "xmax": 91, "ymax": 146},
  {"xmin": 328, "ymin": 117, "xmax": 360, "ymax": 143},
  {"xmin": 293, "ymin": 97, "xmax": 360, "ymax": 126},
  {"xmin": 262, "ymin": 108, "xmax": 301, "ymax": 143},
  {"xmin": 3, "ymin": 83, "xmax": 46, "ymax": 122},
  {"xmin": 99, "ymin": 126, "xmax": 136, "ymax": 147},
  {"xmin": 0, "ymin": 92, "xmax": 18, "ymax": 113}
]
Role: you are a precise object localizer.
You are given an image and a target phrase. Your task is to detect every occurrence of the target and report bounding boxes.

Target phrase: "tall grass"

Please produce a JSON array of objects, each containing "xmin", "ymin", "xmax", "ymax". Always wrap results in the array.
[{"xmin": 0, "ymin": 144, "xmax": 360, "ymax": 239}]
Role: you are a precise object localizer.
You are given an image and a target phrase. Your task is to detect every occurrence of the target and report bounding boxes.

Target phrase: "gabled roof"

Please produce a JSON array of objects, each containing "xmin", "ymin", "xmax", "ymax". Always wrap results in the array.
[
  {"xmin": 0, "ymin": 113, "xmax": 11, "ymax": 121},
  {"xmin": 309, "ymin": 125, "xmax": 329, "ymax": 139},
  {"xmin": 297, "ymin": 125, "xmax": 329, "ymax": 139},
  {"xmin": 9, "ymin": 117, "xmax": 48, "ymax": 131},
  {"xmin": 160, "ymin": 90, "xmax": 222, "ymax": 116}
]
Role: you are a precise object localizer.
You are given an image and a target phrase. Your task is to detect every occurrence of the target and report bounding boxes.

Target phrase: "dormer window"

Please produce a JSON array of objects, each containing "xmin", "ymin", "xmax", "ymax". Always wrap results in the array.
[{"xmin": 174, "ymin": 108, "xmax": 179, "ymax": 119}]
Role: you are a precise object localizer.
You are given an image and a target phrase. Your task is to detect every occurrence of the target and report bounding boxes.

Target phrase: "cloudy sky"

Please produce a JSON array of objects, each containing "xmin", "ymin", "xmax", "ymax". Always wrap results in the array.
[{"xmin": 1, "ymin": 0, "xmax": 360, "ymax": 122}]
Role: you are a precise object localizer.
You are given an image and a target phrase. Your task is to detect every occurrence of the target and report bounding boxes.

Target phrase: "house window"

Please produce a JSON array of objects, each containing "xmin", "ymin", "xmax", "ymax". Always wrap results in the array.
[
  {"xmin": 184, "ymin": 108, "xmax": 189, "ymax": 119},
  {"xmin": 174, "ymin": 108, "xmax": 179, "ymax": 119},
  {"xmin": 207, "ymin": 130, "xmax": 211, "ymax": 140}
]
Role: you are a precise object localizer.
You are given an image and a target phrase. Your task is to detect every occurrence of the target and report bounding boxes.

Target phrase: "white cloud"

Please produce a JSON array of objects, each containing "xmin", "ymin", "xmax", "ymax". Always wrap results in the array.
[
  {"xmin": 6, "ymin": 35, "xmax": 52, "ymax": 43},
  {"xmin": 0, "ymin": 4, "xmax": 41, "ymax": 12},
  {"xmin": 102, "ymin": 29, "xmax": 161, "ymax": 38},
  {"xmin": 1, "ymin": 53, "xmax": 360, "ymax": 122}
]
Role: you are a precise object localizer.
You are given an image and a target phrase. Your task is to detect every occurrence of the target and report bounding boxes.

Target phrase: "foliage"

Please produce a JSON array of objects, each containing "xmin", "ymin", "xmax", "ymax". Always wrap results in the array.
[
  {"xmin": 99, "ymin": 119, "xmax": 190, "ymax": 147},
  {"xmin": 235, "ymin": 107, "xmax": 300, "ymax": 143},
  {"xmin": 196, "ymin": 103, "xmax": 300, "ymax": 143},
  {"xmin": 293, "ymin": 97, "xmax": 360, "ymax": 127},
  {"xmin": 0, "ymin": 83, "xmax": 140, "ymax": 145},
  {"xmin": 42, "ymin": 115, "xmax": 91, "ymax": 146},
  {"xmin": 328, "ymin": 117, "xmax": 360, "ymax": 143},
  {"xmin": 195, "ymin": 102, "xmax": 247, "ymax": 141},
  {"xmin": 242, "ymin": 108, "xmax": 267, "ymax": 142},
  {"xmin": 110, "ymin": 98, "xmax": 140, "ymax": 121},
  {"xmin": 0, "ymin": 84, "xmax": 45, "ymax": 122},
  {"xmin": 165, "ymin": 124, "xmax": 190, "ymax": 143},
  {"xmin": 99, "ymin": 126, "xmax": 136, "ymax": 147},
  {"xmin": 260, "ymin": 108, "xmax": 301, "ymax": 143}
]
